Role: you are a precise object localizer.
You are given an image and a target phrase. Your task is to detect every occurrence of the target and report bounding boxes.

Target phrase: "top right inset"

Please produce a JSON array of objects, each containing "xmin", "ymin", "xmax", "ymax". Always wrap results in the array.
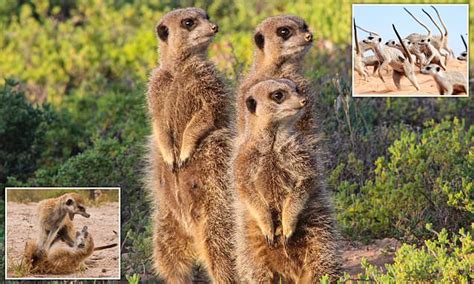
[{"xmin": 352, "ymin": 4, "xmax": 468, "ymax": 97}]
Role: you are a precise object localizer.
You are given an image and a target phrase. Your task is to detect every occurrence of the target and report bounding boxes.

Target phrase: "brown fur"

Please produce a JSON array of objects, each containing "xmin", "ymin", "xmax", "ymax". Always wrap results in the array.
[
  {"xmin": 37, "ymin": 193, "xmax": 90, "ymax": 251},
  {"xmin": 146, "ymin": 7, "xmax": 236, "ymax": 283},
  {"xmin": 233, "ymin": 79, "xmax": 342, "ymax": 282},
  {"xmin": 24, "ymin": 226, "xmax": 94, "ymax": 274},
  {"xmin": 237, "ymin": 15, "xmax": 315, "ymax": 138}
]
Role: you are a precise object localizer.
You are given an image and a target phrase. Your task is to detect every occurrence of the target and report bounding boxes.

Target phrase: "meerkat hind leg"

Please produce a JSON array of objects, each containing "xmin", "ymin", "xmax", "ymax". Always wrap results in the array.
[
  {"xmin": 392, "ymin": 71, "xmax": 403, "ymax": 90},
  {"xmin": 153, "ymin": 213, "xmax": 195, "ymax": 283}
]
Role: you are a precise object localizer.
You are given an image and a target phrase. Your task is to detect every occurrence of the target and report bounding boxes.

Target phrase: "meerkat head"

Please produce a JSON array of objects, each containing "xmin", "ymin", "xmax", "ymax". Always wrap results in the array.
[
  {"xmin": 362, "ymin": 34, "xmax": 382, "ymax": 47},
  {"xmin": 458, "ymin": 51, "xmax": 467, "ymax": 61},
  {"xmin": 61, "ymin": 193, "xmax": 90, "ymax": 220},
  {"xmin": 253, "ymin": 15, "xmax": 313, "ymax": 66},
  {"xmin": 421, "ymin": 64, "xmax": 443, "ymax": 75},
  {"xmin": 245, "ymin": 79, "xmax": 306, "ymax": 128},
  {"xmin": 156, "ymin": 8, "xmax": 218, "ymax": 59},
  {"xmin": 418, "ymin": 36, "xmax": 432, "ymax": 46}
]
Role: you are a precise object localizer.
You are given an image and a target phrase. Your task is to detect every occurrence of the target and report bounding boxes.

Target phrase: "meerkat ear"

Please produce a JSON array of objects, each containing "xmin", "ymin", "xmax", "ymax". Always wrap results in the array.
[
  {"xmin": 254, "ymin": 32, "xmax": 264, "ymax": 49},
  {"xmin": 156, "ymin": 23, "xmax": 169, "ymax": 41},
  {"xmin": 66, "ymin": 199, "xmax": 73, "ymax": 206},
  {"xmin": 398, "ymin": 56, "xmax": 405, "ymax": 62},
  {"xmin": 246, "ymin": 96, "xmax": 257, "ymax": 114}
]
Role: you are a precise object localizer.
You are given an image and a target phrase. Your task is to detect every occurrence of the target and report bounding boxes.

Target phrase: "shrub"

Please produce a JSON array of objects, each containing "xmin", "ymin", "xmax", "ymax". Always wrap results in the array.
[
  {"xmin": 360, "ymin": 224, "xmax": 474, "ymax": 283},
  {"xmin": 335, "ymin": 119, "xmax": 474, "ymax": 241},
  {"xmin": 0, "ymin": 79, "xmax": 46, "ymax": 187}
]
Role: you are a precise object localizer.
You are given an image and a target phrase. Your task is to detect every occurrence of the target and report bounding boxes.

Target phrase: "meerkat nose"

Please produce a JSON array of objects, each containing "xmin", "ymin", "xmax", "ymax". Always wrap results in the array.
[
  {"xmin": 211, "ymin": 24, "xmax": 218, "ymax": 33},
  {"xmin": 300, "ymin": 98, "xmax": 307, "ymax": 106},
  {"xmin": 304, "ymin": 33, "xmax": 313, "ymax": 42}
]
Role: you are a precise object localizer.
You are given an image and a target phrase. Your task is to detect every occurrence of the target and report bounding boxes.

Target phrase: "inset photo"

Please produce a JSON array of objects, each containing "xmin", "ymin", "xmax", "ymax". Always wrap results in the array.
[
  {"xmin": 352, "ymin": 4, "xmax": 468, "ymax": 97},
  {"xmin": 5, "ymin": 187, "xmax": 120, "ymax": 280}
]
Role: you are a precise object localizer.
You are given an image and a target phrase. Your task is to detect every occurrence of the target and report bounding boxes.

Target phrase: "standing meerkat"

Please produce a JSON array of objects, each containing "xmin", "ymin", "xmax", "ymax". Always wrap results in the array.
[
  {"xmin": 146, "ymin": 7, "xmax": 236, "ymax": 283},
  {"xmin": 421, "ymin": 64, "xmax": 467, "ymax": 96},
  {"xmin": 233, "ymin": 79, "xmax": 342, "ymax": 282},
  {"xmin": 237, "ymin": 15, "xmax": 314, "ymax": 138},
  {"xmin": 36, "ymin": 193, "xmax": 90, "ymax": 251}
]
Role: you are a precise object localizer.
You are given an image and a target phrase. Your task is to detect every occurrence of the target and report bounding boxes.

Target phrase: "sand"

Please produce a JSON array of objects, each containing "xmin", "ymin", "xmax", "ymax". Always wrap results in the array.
[{"xmin": 354, "ymin": 59, "xmax": 468, "ymax": 96}]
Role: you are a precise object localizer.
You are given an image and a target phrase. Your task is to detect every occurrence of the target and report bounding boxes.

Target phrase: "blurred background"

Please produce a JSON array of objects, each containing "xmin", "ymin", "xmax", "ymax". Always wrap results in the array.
[
  {"xmin": 6, "ymin": 188, "xmax": 119, "ymax": 204},
  {"xmin": 0, "ymin": 0, "xmax": 472, "ymax": 282}
]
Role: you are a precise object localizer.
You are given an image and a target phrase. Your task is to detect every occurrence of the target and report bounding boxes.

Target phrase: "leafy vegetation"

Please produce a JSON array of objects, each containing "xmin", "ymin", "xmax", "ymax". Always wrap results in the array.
[{"xmin": 0, "ymin": 0, "xmax": 472, "ymax": 281}]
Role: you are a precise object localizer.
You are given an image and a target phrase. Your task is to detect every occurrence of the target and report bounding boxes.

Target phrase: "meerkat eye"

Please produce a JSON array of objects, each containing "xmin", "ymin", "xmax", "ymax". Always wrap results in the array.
[
  {"xmin": 181, "ymin": 18, "xmax": 196, "ymax": 30},
  {"xmin": 427, "ymin": 38, "xmax": 430, "ymax": 42},
  {"xmin": 426, "ymin": 66, "xmax": 431, "ymax": 70},
  {"xmin": 205, "ymin": 13, "xmax": 210, "ymax": 20},
  {"xmin": 66, "ymin": 199, "xmax": 73, "ymax": 206},
  {"xmin": 368, "ymin": 36, "xmax": 374, "ymax": 40},
  {"xmin": 276, "ymin": 27, "xmax": 292, "ymax": 40},
  {"xmin": 78, "ymin": 205, "xmax": 85, "ymax": 211},
  {"xmin": 270, "ymin": 91, "xmax": 285, "ymax": 103},
  {"xmin": 302, "ymin": 23, "xmax": 308, "ymax": 31}
]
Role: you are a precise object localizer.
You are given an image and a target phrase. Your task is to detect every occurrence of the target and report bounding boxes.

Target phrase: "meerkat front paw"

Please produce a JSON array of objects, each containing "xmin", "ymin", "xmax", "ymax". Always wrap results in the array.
[
  {"xmin": 178, "ymin": 145, "xmax": 194, "ymax": 168},
  {"xmin": 257, "ymin": 213, "xmax": 275, "ymax": 247},
  {"xmin": 282, "ymin": 214, "xmax": 297, "ymax": 244}
]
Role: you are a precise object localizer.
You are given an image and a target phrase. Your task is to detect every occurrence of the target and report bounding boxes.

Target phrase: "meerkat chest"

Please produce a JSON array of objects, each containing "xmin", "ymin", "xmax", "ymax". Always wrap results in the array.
[{"xmin": 254, "ymin": 152, "xmax": 299, "ymax": 204}]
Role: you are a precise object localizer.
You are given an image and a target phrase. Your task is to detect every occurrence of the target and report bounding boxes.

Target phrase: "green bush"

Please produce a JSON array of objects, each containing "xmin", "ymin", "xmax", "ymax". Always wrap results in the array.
[
  {"xmin": 335, "ymin": 119, "xmax": 474, "ymax": 241},
  {"xmin": 0, "ymin": 79, "xmax": 47, "ymax": 187},
  {"xmin": 360, "ymin": 224, "xmax": 473, "ymax": 283}
]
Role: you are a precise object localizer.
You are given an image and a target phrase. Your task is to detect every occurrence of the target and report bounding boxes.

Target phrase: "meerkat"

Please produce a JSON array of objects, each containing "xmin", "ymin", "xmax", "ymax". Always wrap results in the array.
[
  {"xmin": 354, "ymin": 19, "xmax": 369, "ymax": 81},
  {"xmin": 233, "ymin": 79, "xmax": 341, "ymax": 282},
  {"xmin": 417, "ymin": 36, "xmax": 447, "ymax": 70},
  {"xmin": 36, "ymin": 193, "xmax": 90, "ymax": 252},
  {"xmin": 24, "ymin": 226, "xmax": 111, "ymax": 274},
  {"xmin": 237, "ymin": 15, "xmax": 314, "ymax": 138},
  {"xmin": 458, "ymin": 34, "xmax": 467, "ymax": 61},
  {"xmin": 146, "ymin": 8, "xmax": 236, "ymax": 283},
  {"xmin": 361, "ymin": 25, "xmax": 420, "ymax": 91},
  {"xmin": 421, "ymin": 64, "xmax": 467, "ymax": 96}
]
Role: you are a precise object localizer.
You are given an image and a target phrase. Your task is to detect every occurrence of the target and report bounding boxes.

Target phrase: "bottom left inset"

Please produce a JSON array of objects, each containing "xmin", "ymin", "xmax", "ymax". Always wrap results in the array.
[{"xmin": 5, "ymin": 187, "xmax": 120, "ymax": 280}]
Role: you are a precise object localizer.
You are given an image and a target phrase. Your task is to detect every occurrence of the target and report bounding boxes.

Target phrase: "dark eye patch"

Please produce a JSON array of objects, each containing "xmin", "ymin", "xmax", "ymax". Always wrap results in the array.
[
  {"xmin": 302, "ymin": 23, "xmax": 308, "ymax": 31},
  {"xmin": 270, "ymin": 90, "xmax": 285, "ymax": 103},
  {"xmin": 276, "ymin": 26, "xmax": 292, "ymax": 40},
  {"xmin": 181, "ymin": 18, "xmax": 196, "ymax": 31},
  {"xmin": 205, "ymin": 13, "xmax": 210, "ymax": 20},
  {"xmin": 426, "ymin": 66, "xmax": 431, "ymax": 70}
]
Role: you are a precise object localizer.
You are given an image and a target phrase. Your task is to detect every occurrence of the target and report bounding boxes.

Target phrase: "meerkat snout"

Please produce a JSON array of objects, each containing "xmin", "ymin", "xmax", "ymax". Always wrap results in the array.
[{"xmin": 210, "ymin": 23, "xmax": 218, "ymax": 33}]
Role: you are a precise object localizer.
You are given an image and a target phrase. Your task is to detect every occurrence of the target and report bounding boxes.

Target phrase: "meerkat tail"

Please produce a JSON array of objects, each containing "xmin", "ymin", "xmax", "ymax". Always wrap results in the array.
[{"xmin": 94, "ymin": 243, "xmax": 118, "ymax": 251}]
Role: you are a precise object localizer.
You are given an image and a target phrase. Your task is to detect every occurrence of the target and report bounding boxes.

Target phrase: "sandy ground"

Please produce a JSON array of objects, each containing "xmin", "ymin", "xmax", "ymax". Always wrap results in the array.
[
  {"xmin": 354, "ymin": 59, "xmax": 468, "ymax": 96},
  {"xmin": 342, "ymin": 238, "xmax": 401, "ymax": 276},
  {"xmin": 6, "ymin": 202, "xmax": 120, "ymax": 279}
]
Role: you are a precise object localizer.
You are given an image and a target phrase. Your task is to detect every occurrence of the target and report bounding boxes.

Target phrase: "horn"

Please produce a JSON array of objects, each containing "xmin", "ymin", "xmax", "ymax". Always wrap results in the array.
[
  {"xmin": 354, "ymin": 19, "xmax": 360, "ymax": 54},
  {"xmin": 431, "ymin": 5, "xmax": 448, "ymax": 36},
  {"xmin": 356, "ymin": 25, "xmax": 380, "ymax": 37},
  {"xmin": 393, "ymin": 24, "xmax": 412, "ymax": 64},
  {"xmin": 461, "ymin": 34, "xmax": 467, "ymax": 50},
  {"xmin": 422, "ymin": 9, "xmax": 443, "ymax": 40},
  {"xmin": 404, "ymin": 8, "xmax": 431, "ymax": 38}
]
